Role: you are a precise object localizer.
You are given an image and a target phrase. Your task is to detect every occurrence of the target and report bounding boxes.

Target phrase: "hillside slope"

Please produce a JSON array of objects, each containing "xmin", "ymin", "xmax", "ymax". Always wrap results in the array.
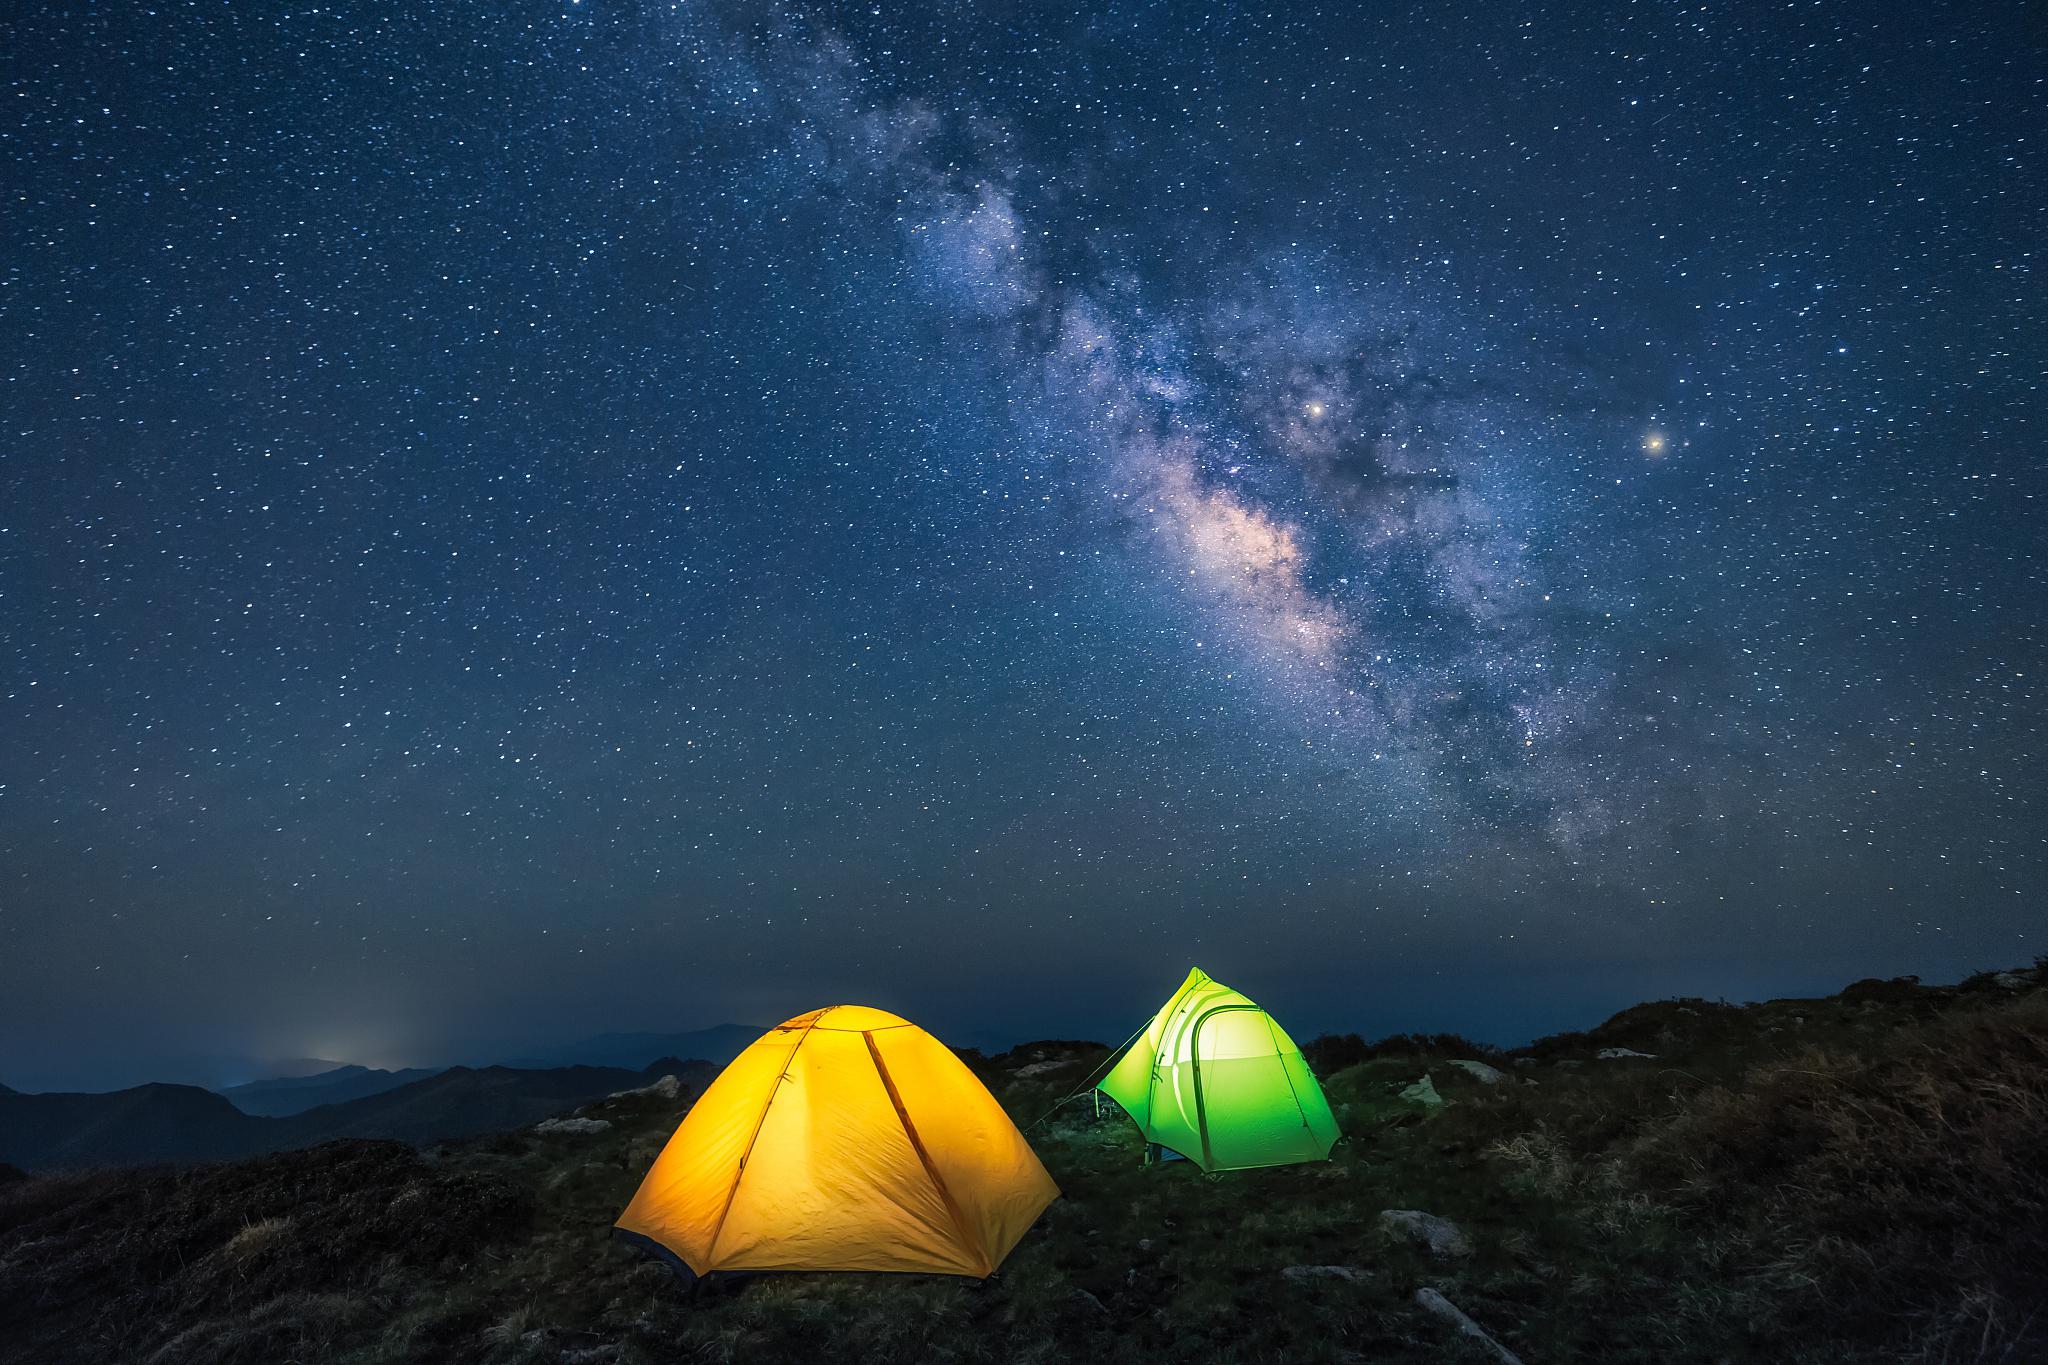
[
  {"xmin": 0, "ymin": 1084, "xmax": 262, "ymax": 1168},
  {"xmin": 279, "ymin": 1067, "xmax": 666, "ymax": 1147},
  {"xmin": 0, "ymin": 965, "xmax": 2041, "ymax": 1364}
]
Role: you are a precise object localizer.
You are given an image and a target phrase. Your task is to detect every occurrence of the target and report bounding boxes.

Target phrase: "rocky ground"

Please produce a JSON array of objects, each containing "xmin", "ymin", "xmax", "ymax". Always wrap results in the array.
[{"xmin": 2, "ymin": 963, "xmax": 2044, "ymax": 1364}]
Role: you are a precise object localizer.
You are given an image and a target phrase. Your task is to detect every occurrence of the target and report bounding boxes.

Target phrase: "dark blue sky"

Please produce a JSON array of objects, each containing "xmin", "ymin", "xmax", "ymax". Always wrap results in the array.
[{"xmin": 3, "ymin": 0, "xmax": 2041, "ymax": 1089}]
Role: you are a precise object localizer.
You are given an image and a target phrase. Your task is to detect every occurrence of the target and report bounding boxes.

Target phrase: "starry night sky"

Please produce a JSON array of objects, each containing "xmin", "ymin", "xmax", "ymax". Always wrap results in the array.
[{"xmin": 3, "ymin": 0, "xmax": 2041, "ymax": 1088}]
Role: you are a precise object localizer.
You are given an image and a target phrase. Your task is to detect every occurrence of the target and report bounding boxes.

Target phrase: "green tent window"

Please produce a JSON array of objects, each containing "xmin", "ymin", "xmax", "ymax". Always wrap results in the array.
[{"xmin": 1095, "ymin": 967, "xmax": 1341, "ymax": 1171}]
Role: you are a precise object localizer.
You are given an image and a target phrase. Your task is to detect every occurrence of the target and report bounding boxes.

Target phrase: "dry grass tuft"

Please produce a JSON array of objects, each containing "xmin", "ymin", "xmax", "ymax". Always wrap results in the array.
[
  {"xmin": 220, "ymin": 1215, "xmax": 292, "ymax": 1261},
  {"xmin": 1625, "ymin": 994, "xmax": 2048, "ymax": 1357}
]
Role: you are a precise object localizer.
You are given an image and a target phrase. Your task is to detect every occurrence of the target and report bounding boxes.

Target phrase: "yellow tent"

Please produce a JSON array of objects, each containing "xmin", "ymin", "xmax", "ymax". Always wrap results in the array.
[{"xmin": 614, "ymin": 1005, "xmax": 1058, "ymax": 1277}]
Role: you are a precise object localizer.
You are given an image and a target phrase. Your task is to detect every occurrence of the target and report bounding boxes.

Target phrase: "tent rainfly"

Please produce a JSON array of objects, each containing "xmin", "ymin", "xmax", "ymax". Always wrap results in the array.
[
  {"xmin": 614, "ymin": 1005, "xmax": 1058, "ymax": 1278},
  {"xmin": 1095, "ymin": 967, "xmax": 1340, "ymax": 1172}
]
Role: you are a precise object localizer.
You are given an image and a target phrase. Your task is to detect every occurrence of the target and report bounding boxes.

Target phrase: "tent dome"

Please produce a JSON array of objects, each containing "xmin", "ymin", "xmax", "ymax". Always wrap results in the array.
[
  {"xmin": 615, "ymin": 1005, "xmax": 1058, "ymax": 1277},
  {"xmin": 1096, "ymin": 967, "xmax": 1340, "ymax": 1172}
]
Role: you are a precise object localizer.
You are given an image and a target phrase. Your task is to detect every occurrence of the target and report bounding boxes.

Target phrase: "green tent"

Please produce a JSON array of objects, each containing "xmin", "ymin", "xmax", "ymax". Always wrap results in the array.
[{"xmin": 1095, "ymin": 967, "xmax": 1340, "ymax": 1172}]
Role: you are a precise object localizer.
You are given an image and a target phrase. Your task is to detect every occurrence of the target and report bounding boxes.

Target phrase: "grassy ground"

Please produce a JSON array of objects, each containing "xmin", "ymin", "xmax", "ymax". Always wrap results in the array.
[{"xmin": 3, "ymin": 962, "xmax": 2043, "ymax": 1364}]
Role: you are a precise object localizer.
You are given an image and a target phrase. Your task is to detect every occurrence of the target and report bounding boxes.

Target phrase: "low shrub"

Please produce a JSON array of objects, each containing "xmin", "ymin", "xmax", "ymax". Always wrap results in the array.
[{"xmin": 1627, "ymin": 995, "xmax": 2048, "ymax": 1358}]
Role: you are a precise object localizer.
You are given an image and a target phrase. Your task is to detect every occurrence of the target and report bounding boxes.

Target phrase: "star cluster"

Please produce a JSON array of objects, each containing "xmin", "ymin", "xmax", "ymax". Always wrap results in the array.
[{"xmin": 1, "ymin": 0, "xmax": 2039, "ymax": 1085}]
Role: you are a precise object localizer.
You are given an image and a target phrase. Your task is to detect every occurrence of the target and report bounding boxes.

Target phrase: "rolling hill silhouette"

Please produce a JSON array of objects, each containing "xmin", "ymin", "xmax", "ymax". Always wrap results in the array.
[
  {"xmin": 0, "ymin": 1062, "xmax": 710, "ymax": 1170},
  {"xmin": 220, "ymin": 1064, "xmax": 442, "ymax": 1117}
]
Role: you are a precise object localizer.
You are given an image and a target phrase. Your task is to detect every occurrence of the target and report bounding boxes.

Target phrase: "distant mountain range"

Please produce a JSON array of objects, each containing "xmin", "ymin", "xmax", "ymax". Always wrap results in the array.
[
  {"xmin": 0, "ymin": 1053, "xmax": 352, "ymax": 1095},
  {"xmin": 0, "ymin": 1061, "xmax": 713, "ymax": 1172},
  {"xmin": 219, "ymin": 1064, "xmax": 443, "ymax": 1117},
  {"xmin": 497, "ymin": 1024, "xmax": 763, "ymax": 1072},
  {"xmin": 0, "ymin": 1022, "xmax": 764, "ymax": 1166},
  {"xmin": 3, "ymin": 1022, "xmax": 768, "ymax": 1099},
  {"xmin": 203, "ymin": 1024, "xmax": 763, "ymax": 1117}
]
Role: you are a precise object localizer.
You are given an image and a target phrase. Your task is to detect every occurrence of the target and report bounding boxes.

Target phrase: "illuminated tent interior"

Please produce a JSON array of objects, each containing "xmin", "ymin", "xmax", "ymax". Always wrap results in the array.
[
  {"xmin": 1095, "ymin": 967, "xmax": 1341, "ymax": 1172},
  {"xmin": 615, "ymin": 1005, "xmax": 1058, "ymax": 1278}
]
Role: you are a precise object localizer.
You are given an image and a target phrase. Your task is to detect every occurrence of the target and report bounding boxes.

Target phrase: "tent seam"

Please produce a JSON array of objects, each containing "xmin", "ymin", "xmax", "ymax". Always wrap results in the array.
[
  {"xmin": 1260, "ymin": 1011, "xmax": 1316, "ymax": 1133},
  {"xmin": 1147, "ymin": 970, "xmax": 1209, "ymax": 1135},
  {"xmin": 862, "ymin": 1029, "xmax": 987, "ymax": 1277},
  {"xmin": 703, "ymin": 1010, "xmax": 826, "ymax": 1265}
]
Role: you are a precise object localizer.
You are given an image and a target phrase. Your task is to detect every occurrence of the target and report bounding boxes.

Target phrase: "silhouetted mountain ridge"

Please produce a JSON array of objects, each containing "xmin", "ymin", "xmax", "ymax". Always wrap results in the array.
[
  {"xmin": 0, "ymin": 1084, "xmax": 256, "ymax": 1169},
  {"xmin": 220, "ymin": 1064, "xmax": 442, "ymax": 1117},
  {"xmin": 0, "ymin": 1061, "xmax": 685, "ymax": 1171},
  {"xmin": 500, "ymin": 1024, "xmax": 762, "ymax": 1071}
]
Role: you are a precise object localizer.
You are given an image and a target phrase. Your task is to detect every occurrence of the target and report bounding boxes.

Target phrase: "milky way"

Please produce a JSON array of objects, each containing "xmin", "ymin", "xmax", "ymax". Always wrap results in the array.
[
  {"xmin": 2, "ymin": 0, "xmax": 2039, "ymax": 1086},
  {"xmin": 718, "ymin": 16, "xmax": 1613, "ymax": 821}
]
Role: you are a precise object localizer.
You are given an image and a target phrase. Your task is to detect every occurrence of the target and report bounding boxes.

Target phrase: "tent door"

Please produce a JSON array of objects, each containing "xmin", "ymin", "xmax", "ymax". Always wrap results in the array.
[{"xmin": 1187, "ymin": 1004, "xmax": 1262, "ymax": 1170}]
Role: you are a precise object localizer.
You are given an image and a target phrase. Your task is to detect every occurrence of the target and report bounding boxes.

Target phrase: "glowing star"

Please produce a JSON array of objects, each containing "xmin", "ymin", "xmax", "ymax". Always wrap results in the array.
[
  {"xmin": 1642, "ymin": 432, "xmax": 1667, "ymax": 456},
  {"xmin": 1304, "ymin": 401, "xmax": 1325, "ymax": 419}
]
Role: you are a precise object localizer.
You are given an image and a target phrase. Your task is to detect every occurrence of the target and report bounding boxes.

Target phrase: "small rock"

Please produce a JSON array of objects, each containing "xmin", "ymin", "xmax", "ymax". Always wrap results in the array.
[
  {"xmin": 1596, "ymin": 1047, "xmax": 1655, "ymax": 1060},
  {"xmin": 1378, "ymin": 1209, "xmax": 1472, "ymax": 1258},
  {"xmin": 1283, "ymin": 1264, "xmax": 1369, "ymax": 1283},
  {"xmin": 1138, "ymin": 1238, "xmax": 1154, "ymax": 1252},
  {"xmin": 1444, "ymin": 1059, "xmax": 1508, "ymax": 1085},
  {"xmin": 1511, "ymin": 1057, "xmax": 1538, "ymax": 1070},
  {"xmin": 1414, "ymin": 1287, "xmax": 1525, "ymax": 1365},
  {"xmin": 608, "ymin": 1074, "xmax": 681, "ymax": 1101},
  {"xmin": 1398, "ymin": 1075, "xmax": 1444, "ymax": 1108},
  {"xmin": 535, "ymin": 1116, "xmax": 613, "ymax": 1135},
  {"xmin": 1071, "ymin": 1288, "xmax": 1107, "ymax": 1314}
]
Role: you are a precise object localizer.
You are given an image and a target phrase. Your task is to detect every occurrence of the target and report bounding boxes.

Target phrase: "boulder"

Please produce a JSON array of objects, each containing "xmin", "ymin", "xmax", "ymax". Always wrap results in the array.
[
  {"xmin": 1398, "ymin": 1075, "xmax": 1444, "ymax": 1108},
  {"xmin": 1596, "ymin": 1047, "xmax": 1655, "ymax": 1060},
  {"xmin": 534, "ymin": 1116, "xmax": 612, "ymax": 1135},
  {"xmin": 1444, "ymin": 1059, "xmax": 1508, "ymax": 1085},
  {"xmin": 1415, "ymin": 1287, "xmax": 1525, "ymax": 1364},
  {"xmin": 1014, "ymin": 1059, "xmax": 1077, "ymax": 1078},
  {"xmin": 607, "ymin": 1074, "xmax": 681, "ymax": 1101},
  {"xmin": 1378, "ymin": 1209, "xmax": 1472, "ymax": 1258}
]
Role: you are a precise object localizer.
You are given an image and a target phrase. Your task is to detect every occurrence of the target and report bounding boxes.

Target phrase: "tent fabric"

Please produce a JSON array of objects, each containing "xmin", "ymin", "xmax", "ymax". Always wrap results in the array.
[
  {"xmin": 1096, "ymin": 967, "xmax": 1340, "ymax": 1172},
  {"xmin": 615, "ymin": 1005, "xmax": 1058, "ymax": 1277}
]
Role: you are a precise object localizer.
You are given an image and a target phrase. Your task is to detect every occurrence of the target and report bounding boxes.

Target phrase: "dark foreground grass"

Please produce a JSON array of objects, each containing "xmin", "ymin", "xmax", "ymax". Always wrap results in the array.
[{"xmin": 2, "ymin": 964, "xmax": 2043, "ymax": 1364}]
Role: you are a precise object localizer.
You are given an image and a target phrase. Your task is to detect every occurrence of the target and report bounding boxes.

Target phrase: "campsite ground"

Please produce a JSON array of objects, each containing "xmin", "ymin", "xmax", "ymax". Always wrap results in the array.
[{"xmin": 2, "ymin": 963, "xmax": 2044, "ymax": 1364}]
